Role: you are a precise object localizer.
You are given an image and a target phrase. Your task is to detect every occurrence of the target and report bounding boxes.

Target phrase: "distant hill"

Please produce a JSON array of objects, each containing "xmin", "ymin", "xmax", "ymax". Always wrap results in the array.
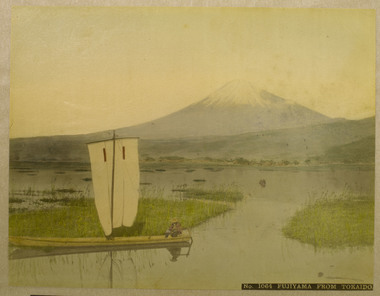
[
  {"xmin": 117, "ymin": 80, "xmax": 333, "ymax": 139},
  {"xmin": 10, "ymin": 131, "xmax": 111, "ymax": 163},
  {"xmin": 320, "ymin": 135, "xmax": 375, "ymax": 164},
  {"xmin": 9, "ymin": 117, "xmax": 375, "ymax": 164},
  {"xmin": 138, "ymin": 117, "xmax": 375, "ymax": 162}
]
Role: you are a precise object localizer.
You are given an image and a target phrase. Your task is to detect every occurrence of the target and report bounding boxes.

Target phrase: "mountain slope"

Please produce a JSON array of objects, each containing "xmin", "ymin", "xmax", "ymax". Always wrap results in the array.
[
  {"xmin": 138, "ymin": 117, "xmax": 375, "ymax": 161},
  {"xmin": 321, "ymin": 135, "xmax": 375, "ymax": 164},
  {"xmin": 9, "ymin": 117, "xmax": 375, "ymax": 164},
  {"xmin": 117, "ymin": 80, "xmax": 332, "ymax": 139},
  {"xmin": 9, "ymin": 131, "xmax": 111, "ymax": 163}
]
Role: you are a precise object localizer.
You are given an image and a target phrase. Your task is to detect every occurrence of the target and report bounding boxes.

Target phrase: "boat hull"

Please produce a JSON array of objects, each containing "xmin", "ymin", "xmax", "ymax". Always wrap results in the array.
[
  {"xmin": 9, "ymin": 230, "xmax": 191, "ymax": 248},
  {"xmin": 9, "ymin": 230, "xmax": 192, "ymax": 259}
]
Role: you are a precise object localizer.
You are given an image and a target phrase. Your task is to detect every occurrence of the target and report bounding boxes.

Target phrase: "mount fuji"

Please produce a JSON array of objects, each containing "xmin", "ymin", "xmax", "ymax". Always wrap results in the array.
[
  {"xmin": 118, "ymin": 80, "xmax": 332, "ymax": 139},
  {"xmin": 10, "ymin": 80, "xmax": 374, "ymax": 163}
]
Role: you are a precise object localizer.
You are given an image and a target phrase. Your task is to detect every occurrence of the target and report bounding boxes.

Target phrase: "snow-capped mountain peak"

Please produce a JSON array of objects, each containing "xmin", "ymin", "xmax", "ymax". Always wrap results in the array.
[
  {"xmin": 201, "ymin": 80, "xmax": 282, "ymax": 108},
  {"xmin": 117, "ymin": 80, "xmax": 332, "ymax": 139}
]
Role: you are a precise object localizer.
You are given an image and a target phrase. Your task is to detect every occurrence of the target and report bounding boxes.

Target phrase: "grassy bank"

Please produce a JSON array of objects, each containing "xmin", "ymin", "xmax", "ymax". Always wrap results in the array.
[
  {"xmin": 282, "ymin": 193, "xmax": 374, "ymax": 249},
  {"xmin": 9, "ymin": 188, "xmax": 234, "ymax": 238},
  {"xmin": 180, "ymin": 186, "xmax": 244, "ymax": 203}
]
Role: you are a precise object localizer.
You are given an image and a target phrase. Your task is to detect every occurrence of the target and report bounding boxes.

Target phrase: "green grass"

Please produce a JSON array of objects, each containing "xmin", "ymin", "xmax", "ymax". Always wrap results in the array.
[
  {"xmin": 282, "ymin": 193, "xmax": 374, "ymax": 249},
  {"xmin": 182, "ymin": 186, "xmax": 244, "ymax": 202},
  {"xmin": 114, "ymin": 197, "xmax": 230, "ymax": 237},
  {"xmin": 9, "ymin": 199, "xmax": 101, "ymax": 237},
  {"xmin": 9, "ymin": 197, "xmax": 231, "ymax": 238}
]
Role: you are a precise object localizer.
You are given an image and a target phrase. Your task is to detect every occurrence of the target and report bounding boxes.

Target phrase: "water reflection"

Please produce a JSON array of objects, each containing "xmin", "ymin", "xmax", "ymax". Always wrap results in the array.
[
  {"xmin": 9, "ymin": 243, "xmax": 193, "ymax": 288},
  {"xmin": 167, "ymin": 244, "xmax": 192, "ymax": 262}
]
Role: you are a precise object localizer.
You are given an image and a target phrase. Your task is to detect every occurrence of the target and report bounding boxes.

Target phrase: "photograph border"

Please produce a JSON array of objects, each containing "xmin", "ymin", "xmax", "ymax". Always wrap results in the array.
[{"xmin": 1, "ymin": 0, "xmax": 379, "ymax": 295}]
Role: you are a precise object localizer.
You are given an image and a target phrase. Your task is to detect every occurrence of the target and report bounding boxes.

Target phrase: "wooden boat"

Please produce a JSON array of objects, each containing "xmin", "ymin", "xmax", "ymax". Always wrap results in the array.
[
  {"xmin": 9, "ymin": 230, "xmax": 192, "ymax": 260},
  {"xmin": 9, "ymin": 229, "xmax": 192, "ymax": 248}
]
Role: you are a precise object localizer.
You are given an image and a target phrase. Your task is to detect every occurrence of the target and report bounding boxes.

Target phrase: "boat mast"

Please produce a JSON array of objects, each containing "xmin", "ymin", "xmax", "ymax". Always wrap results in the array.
[{"xmin": 110, "ymin": 130, "xmax": 116, "ymax": 231}]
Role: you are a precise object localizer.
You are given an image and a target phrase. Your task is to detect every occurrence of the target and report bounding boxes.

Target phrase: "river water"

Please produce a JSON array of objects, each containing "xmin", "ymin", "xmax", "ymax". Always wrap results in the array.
[{"xmin": 8, "ymin": 164, "xmax": 374, "ymax": 289}]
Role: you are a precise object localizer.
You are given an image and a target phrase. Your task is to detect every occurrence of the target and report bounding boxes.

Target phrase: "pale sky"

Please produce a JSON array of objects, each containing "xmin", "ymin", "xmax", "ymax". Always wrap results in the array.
[{"xmin": 10, "ymin": 7, "xmax": 375, "ymax": 138}]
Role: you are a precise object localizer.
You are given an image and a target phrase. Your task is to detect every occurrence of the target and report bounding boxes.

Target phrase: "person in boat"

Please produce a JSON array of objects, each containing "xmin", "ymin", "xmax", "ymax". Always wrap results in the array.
[{"xmin": 165, "ymin": 218, "xmax": 182, "ymax": 238}]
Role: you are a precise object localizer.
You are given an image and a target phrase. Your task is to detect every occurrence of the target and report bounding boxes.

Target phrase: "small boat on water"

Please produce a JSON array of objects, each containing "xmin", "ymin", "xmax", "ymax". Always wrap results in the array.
[
  {"xmin": 9, "ymin": 230, "xmax": 192, "ymax": 260},
  {"xmin": 9, "ymin": 133, "xmax": 192, "ymax": 251},
  {"xmin": 9, "ymin": 230, "xmax": 192, "ymax": 249}
]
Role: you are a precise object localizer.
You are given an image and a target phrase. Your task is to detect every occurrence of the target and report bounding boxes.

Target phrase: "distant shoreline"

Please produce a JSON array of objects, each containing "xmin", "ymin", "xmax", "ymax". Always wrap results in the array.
[{"xmin": 9, "ymin": 159, "xmax": 375, "ymax": 171}]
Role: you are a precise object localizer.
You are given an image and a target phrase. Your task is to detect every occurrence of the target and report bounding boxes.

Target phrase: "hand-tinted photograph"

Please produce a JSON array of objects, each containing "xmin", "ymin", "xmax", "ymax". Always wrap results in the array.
[{"xmin": 8, "ymin": 6, "xmax": 375, "ymax": 290}]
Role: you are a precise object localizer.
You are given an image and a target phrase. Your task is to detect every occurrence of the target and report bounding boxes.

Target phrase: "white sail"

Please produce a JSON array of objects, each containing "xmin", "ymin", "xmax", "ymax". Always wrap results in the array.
[{"xmin": 87, "ymin": 137, "xmax": 140, "ymax": 236}]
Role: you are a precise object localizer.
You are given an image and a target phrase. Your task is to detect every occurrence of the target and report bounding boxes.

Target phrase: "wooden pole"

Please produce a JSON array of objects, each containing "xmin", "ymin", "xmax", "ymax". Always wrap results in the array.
[{"xmin": 110, "ymin": 130, "xmax": 116, "ymax": 232}]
